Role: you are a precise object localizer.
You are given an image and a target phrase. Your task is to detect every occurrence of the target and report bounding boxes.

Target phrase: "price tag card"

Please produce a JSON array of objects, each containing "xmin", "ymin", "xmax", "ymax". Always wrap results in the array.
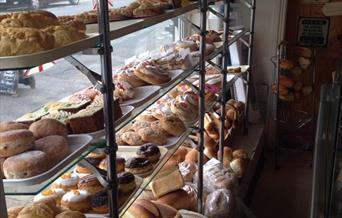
[{"xmin": 297, "ymin": 17, "xmax": 330, "ymax": 47}]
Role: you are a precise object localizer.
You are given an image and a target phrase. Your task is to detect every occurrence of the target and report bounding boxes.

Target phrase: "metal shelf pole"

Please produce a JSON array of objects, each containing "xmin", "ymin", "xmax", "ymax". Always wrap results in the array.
[
  {"xmin": 219, "ymin": 0, "xmax": 231, "ymax": 163},
  {"xmin": 97, "ymin": 0, "xmax": 118, "ymax": 217},
  {"xmin": 0, "ymin": 179, "xmax": 7, "ymax": 218},
  {"xmin": 197, "ymin": 0, "xmax": 207, "ymax": 214},
  {"xmin": 244, "ymin": 0, "xmax": 256, "ymax": 133}
]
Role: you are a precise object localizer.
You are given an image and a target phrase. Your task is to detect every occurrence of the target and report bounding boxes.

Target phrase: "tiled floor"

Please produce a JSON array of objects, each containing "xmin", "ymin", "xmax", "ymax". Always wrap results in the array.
[{"xmin": 250, "ymin": 151, "xmax": 313, "ymax": 218}]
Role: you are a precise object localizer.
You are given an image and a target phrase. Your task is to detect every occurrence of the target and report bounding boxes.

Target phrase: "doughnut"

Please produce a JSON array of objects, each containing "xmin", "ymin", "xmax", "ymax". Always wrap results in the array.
[
  {"xmin": 29, "ymin": 118, "xmax": 68, "ymax": 139},
  {"xmin": 0, "ymin": 121, "xmax": 28, "ymax": 132},
  {"xmin": 78, "ymin": 175, "xmax": 104, "ymax": 195},
  {"xmin": 3, "ymin": 150, "xmax": 50, "ymax": 179},
  {"xmin": 136, "ymin": 143, "xmax": 161, "ymax": 163},
  {"xmin": 91, "ymin": 191, "xmax": 108, "ymax": 214},
  {"xmin": 61, "ymin": 190, "xmax": 91, "ymax": 212},
  {"xmin": 98, "ymin": 156, "xmax": 125, "ymax": 173},
  {"xmin": 160, "ymin": 115, "xmax": 186, "ymax": 136},
  {"xmin": 0, "ymin": 129, "xmax": 35, "ymax": 158},
  {"xmin": 51, "ymin": 173, "xmax": 79, "ymax": 191},
  {"xmin": 125, "ymin": 157, "xmax": 153, "ymax": 175},
  {"xmin": 137, "ymin": 127, "xmax": 167, "ymax": 145},
  {"xmin": 118, "ymin": 171, "xmax": 136, "ymax": 193},
  {"xmin": 34, "ymin": 135, "xmax": 70, "ymax": 164},
  {"xmin": 121, "ymin": 131, "xmax": 144, "ymax": 146},
  {"xmin": 134, "ymin": 62, "xmax": 170, "ymax": 85}
]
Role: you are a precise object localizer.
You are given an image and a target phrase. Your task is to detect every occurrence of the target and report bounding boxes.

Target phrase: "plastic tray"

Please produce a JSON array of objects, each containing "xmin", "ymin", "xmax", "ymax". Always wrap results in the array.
[{"xmin": 3, "ymin": 134, "xmax": 93, "ymax": 187}]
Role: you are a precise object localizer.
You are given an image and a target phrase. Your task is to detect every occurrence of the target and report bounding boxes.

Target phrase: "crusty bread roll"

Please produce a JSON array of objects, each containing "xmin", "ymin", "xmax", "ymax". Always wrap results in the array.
[
  {"xmin": 0, "ymin": 129, "xmax": 35, "ymax": 158},
  {"xmin": 55, "ymin": 211, "xmax": 85, "ymax": 218},
  {"xmin": 35, "ymin": 135, "xmax": 70, "ymax": 164},
  {"xmin": 232, "ymin": 149, "xmax": 249, "ymax": 161},
  {"xmin": 3, "ymin": 150, "xmax": 50, "ymax": 179},
  {"xmin": 29, "ymin": 118, "xmax": 68, "ymax": 139},
  {"xmin": 217, "ymin": 147, "xmax": 233, "ymax": 168},
  {"xmin": 17, "ymin": 204, "xmax": 54, "ymax": 218},
  {"xmin": 204, "ymin": 146, "xmax": 217, "ymax": 159},
  {"xmin": 7, "ymin": 206, "xmax": 24, "ymax": 218},
  {"xmin": 0, "ymin": 121, "xmax": 28, "ymax": 132},
  {"xmin": 127, "ymin": 199, "xmax": 180, "ymax": 218},
  {"xmin": 230, "ymin": 158, "xmax": 247, "ymax": 178},
  {"xmin": 156, "ymin": 189, "xmax": 196, "ymax": 211}
]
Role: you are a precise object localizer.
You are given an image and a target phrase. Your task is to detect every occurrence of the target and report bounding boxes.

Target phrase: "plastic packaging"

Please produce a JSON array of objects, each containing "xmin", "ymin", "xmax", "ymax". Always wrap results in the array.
[{"xmin": 205, "ymin": 189, "xmax": 235, "ymax": 218}]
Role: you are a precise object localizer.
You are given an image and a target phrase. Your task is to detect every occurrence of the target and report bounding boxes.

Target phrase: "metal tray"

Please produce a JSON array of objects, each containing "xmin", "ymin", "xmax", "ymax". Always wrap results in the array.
[
  {"xmin": 3, "ymin": 134, "xmax": 93, "ymax": 187},
  {"xmin": 121, "ymin": 86, "xmax": 160, "ymax": 107}
]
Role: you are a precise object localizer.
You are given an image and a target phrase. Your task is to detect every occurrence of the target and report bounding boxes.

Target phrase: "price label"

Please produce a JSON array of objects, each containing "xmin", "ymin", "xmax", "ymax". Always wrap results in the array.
[
  {"xmin": 297, "ymin": 17, "xmax": 330, "ymax": 47},
  {"xmin": 0, "ymin": 71, "xmax": 18, "ymax": 95}
]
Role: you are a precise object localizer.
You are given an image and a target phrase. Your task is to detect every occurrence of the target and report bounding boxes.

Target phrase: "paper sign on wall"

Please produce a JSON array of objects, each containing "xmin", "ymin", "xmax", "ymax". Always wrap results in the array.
[{"xmin": 297, "ymin": 17, "xmax": 330, "ymax": 47}]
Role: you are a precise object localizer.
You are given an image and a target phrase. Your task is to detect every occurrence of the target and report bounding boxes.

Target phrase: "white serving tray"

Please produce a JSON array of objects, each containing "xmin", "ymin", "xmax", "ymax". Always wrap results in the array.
[
  {"xmin": 121, "ymin": 85, "xmax": 160, "ymax": 107},
  {"xmin": 117, "ymin": 146, "xmax": 168, "ymax": 178},
  {"xmin": 3, "ymin": 134, "xmax": 93, "ymax": 186}
]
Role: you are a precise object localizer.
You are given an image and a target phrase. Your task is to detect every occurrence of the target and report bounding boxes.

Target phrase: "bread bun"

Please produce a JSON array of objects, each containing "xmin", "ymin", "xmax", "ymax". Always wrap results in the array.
[
  {"xmin": 127, "ymin": 199, "xmax": 180, "ymax": 218},
  {"xmin": 0, "ymin": 129, "xmax": 35, "ymax": 158},
  {"xmin": 232, "ymin": 149, "xmax": 249, "ymax": 160},
  {"xmin": 55, "ymin": 211, "xmax": 85, "ymax": 218},
  {"xmin": 7, "ymin": 206, "xmax": 24, "ymax": 218},
  {"xmin": 230, "ymin": 158, "xmax": 247, "ymax": 178},
  {"xmin": 217, "ymin": 147, "xmax": 233, "ymax": 168},
  {"xmin": 3, "ymin": 150, "xmax": 50, "ymax": 179},
  {"xmin": 0, "ymin": 121, "xmax": 28, "ymax": 132},
  {"xmin": 17, "ymin": 204, "xmax": 54, "ymax": 218},
  {"xmin": 156, "ymin": 189, "xmax": 196, "ymax": 211},
  {"xmin": 29, "ymin": 118, "xmax": 68, "ymax": 139},
  {"xmin": 35, "ymin": 135, "xmax": 70, "ymax": 164},
  {"xmin": 204, "ymin": 146, "xmax": 217, "ymax": 159}
]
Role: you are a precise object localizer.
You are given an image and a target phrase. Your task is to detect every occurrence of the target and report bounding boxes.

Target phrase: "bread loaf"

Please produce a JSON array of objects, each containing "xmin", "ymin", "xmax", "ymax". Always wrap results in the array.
[{"xmin": 0, "ymin": 129, "xmax": 35, "ymax": 157}]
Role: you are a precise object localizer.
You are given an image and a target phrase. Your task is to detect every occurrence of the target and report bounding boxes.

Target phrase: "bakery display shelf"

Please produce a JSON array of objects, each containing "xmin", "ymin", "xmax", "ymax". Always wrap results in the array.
[
  {"xmin": 3, "ymin": 136, "xmax": 106, "ymax": 195},
  {"xmin": 115, "ymin": 31, "xmax": 247, "ymax": 132},
  {"xmin": 0, "ymin": 3, "xmax": 199, "ymax": 71},
  {"xmin": 119, "ymin": 128, "xmax": 193, "ymax": 217}
]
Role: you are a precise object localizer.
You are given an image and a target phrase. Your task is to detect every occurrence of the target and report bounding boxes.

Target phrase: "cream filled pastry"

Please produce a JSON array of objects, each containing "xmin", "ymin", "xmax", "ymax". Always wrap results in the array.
[
  {"xmin": 114, "ymin": 80, "xmax": 135, "ymax": 102},
  {"xmin": 61, "ymin": 189, "xmax": 91, "ymax": 212},
  {"xmin": 51, "ymin": 172, "xmax": 79, "ymax": 191}
]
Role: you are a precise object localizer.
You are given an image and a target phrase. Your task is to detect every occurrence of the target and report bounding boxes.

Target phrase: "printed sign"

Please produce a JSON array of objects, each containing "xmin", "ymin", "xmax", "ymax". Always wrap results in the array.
[
  {"xmin": 0, "ymin": 71, "xmax": 18, "ymax": 95},
  {"xmin": 297, "ymin": 17, "xmax": 330, "ymax": 47}
]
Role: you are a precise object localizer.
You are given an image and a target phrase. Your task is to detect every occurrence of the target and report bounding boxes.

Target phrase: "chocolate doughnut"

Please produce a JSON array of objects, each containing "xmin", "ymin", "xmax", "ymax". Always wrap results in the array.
[
  {"xmin": 125, "ymin": 157, "xmax": 153, "ymax": 175},
  {"xmin": 91, "ymin": 191, "xmax": 108, "ymax": 214},
  {"xmin": 118, "ymin": 172, "xmax": 136, "ymax": 193},
  {"xmin": 136, "ymin": 144, "xmax": 161, "ymax": 163}
]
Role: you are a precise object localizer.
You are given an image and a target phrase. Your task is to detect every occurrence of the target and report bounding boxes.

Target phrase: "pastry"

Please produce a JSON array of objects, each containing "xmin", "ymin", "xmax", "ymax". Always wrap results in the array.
[
  {"xmin": 116, "ymin": 68, "xmax": 147, "ymax": 88},
  {"xmin": 118, "ymin": 171, "xmax": 136, "ymax": 193},
  {"xmin": 136, "ymin": 143, "xmax": 161, "ymax": 163},
  {"xmin": 3, "ymin": 10, "xmax": 58, "ymax": 29},
  {"xmin": 204, "ymin": 113, "xmax": 219, "ymax": 140},
  {"xmin": 204, "ymin": 146, "xmax": 217, "ymax": 159},
  {"xmin": 17, "ymin": 204, "xmax": 54, "ymax": 218},
  {"xmin": 125, "ymin": 157, "xmax": 153, "ymax": 175},
  {"xmin": 55, "ymin": 211, "xmax": 86, "ymax": 218},
  {"xmin": 132, "ymin": 121, "xmax": 152, "ymax": 132},
  {"xmin": 51, "ymin": 173, "xmax": 79, "ymax": 191},
  {"xmin": 34, "ymin": 135, "xmax": 70, "ymax": 164},
  {"xmin": 232, "ymin": 149, "xmax": 249, "ymax": 161},
  {"xmin": 0, "ymin": 27, "xmax": 55, "ymax": 56},
  {"xmin": 206, "ymin": 30, "xmax": 222, "ymax": 44},
  {"xmin": 133, "ymin": 2, "xmax": 164, "ymax": 18},
  {"xmin": 217, "ymin": 147, "xmax": 233, "ymax": 168},
  {"xmin": 43, "ymin": 22, "xmax": 86, "ymax": 48},
  {"xmin": 172, "ymin": 146, "xmax": 189, "ymax": 163},
  {"xmin": 159, "ymin": 115, "xmax": 186, "ymax": 137},
  {"xmin": 7, "ymin": 206, "xmax": 24, "ymax": 218},
  {"xmin": 170, "ymin": 100, "xmax": 197, "ymax": 122},
  {"xmin": 185, "ymin": 148, "xmax": 199, "ymax": 163},
  {"xmin": 120, "ymin": 1, "xmax": 140, "ymax": 17},
  {"xmin": 121, "ymin": 131, "xmax": 145, "ymax": 146},
  {"xmin": 78, "ymin": 175, "xmax": 104, "ymax": 195},
  {"xmin": 150, "ymin": 165, "xmax": 184, "ymax": 198},
  {"xmin": 138, "ymin": 127, "xmax": 167, "ymax": 145},
  {"xmin": 0, "ymin": 129, "xmax": 35, "ymax": 158},
  {"xmin": 0, "ymin": 121, "xmax": 28, "ymax": 132},
  {"xmin": 86, "ymin": 149, "xmax": 106, "ymax": 163},
  {"xmin": 127, "ymin": 199, "xmax": 180, "ymax": 218},
  {"xmin": 150, "ymin": 120, "xmax": 169, "ymax": 137},
  {"xmin": 114, "ymin": 80, "xmax": 135, "ymax": 102},
  {"xmin": 98, "ymin": 156, "xmax": 125, "ymax": 173},
  {"xmin": 91, "ymin": 191, "xmax": 108, "ymax": 214},
  {"xmin": 136, "ymin": 111, "xmax": 158, "ymax": 122},
  {"xmin": 3, "ymin": 150, "xmax": 49, "ymax": 179},
  {"xmin": 175, "ymin": 40, "xmax": 198, "ymax": 52},
  {"xmin": 29, "ymin": 118, "xmax": 68, "ymax": 139},
  {"xmin": 61, "ymin": 189, "xmax": 91, "ymax": 212},
  {"xmin": 134, "ymin": 61, "xmax": 170, "ymax": 85},
  {"xmin": 34, "ymin": 188, "xmax": 65, "ymax": 205},
  {"xmin": 230, "ymin": 158, "xmax": 247, "ymax": 178},
  {"xmin": 156, "ymin": 189, "xmax": 196, "ymax": 211},
  {"xmin": 116, "ymin": 131, "xmax": 127, "ymax": 145},
  {"xmin": 178, "ymin": 161, "xmax": 197, "ymax": 182}
]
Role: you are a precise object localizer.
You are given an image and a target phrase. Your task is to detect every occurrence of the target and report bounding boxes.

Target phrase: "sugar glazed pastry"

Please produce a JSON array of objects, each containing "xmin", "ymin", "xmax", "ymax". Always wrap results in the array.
[
  {"xmin": 77, "ymin": 175, "xmax": 104, "ymax": 195},
  {"xmin": 3, "ymin": 150, "xmax": 50, "ymax": 179},
  {"xmin": 0, "ymin": 129, "xmax": 35, "ymax": 158},
  {"xmin": 61, "ymin": 189, "xmax": 91, "ymax": 212}
]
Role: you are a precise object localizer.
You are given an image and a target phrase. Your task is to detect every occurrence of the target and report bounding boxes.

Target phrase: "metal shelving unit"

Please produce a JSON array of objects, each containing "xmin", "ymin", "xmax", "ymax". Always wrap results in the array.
[{"xmin": 0, "ymin": 0, "xmax": 257, "ymax": 217}]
